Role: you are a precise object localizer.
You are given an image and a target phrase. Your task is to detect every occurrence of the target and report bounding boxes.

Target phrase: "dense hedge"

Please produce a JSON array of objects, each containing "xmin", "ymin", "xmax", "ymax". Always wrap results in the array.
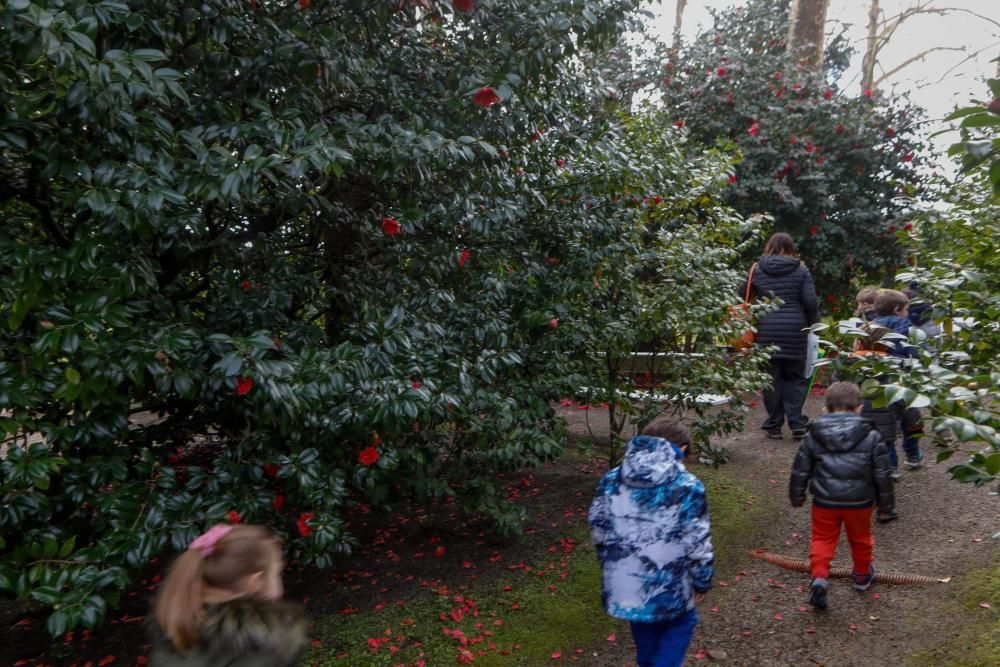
[{"xmin": 0, "ymin": 0, "xmax": 769, "ymax": 635}]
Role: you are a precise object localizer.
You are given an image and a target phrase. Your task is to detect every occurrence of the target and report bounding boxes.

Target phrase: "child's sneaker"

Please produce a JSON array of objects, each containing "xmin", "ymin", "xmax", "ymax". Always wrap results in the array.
[
  {"xmin": 903, "ymin": 450, "xmax": 925, "ymax": 469},
  {"xmin": 890, "ymin": 467, "xmax": 901, "ymax": 481},
  {"xmin": 809, "ymin": 578, "xmax": 828, "ymax": 610},
  {"xmin": 766, "ymin": 428, "xmax": 783, "ymax": 440},
  {"xmin": 852, "ymin": 566, "xmax": 875, "ymax": 591},
  {"xmin": 877, "ymin": 509, "xmax": 898, "ymax": 524}
]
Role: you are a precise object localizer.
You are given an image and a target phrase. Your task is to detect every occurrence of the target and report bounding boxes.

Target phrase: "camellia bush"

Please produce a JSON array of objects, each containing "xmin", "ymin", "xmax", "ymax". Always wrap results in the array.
[
  {"xmin": 813, "ymin": 79, "xmax": 1000, "ymax": 491},
  {"xmin": 0, "ymin": 0, "xmax": 767, "ymax": 636},
  {"xmin": 651, "ymin": 0, "xmax": 929, "ymax": 304}
]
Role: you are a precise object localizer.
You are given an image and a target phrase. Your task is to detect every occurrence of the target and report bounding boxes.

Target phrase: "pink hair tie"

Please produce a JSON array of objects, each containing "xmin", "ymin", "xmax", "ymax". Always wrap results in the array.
[{"xmin": 189, "ymin": 524, "xmax": 232, "ymax": 557}]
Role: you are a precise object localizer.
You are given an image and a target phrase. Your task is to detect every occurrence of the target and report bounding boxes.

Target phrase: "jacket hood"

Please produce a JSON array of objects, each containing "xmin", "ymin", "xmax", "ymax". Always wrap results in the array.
[
  {"xmin": 151, "ymin": 597, "xmax": 308, "ymax": 664},
  {"xmin": 809, "ymin": 414, "xmax": 873, "ymax": 453},
  {"xmin": 873, "ymin": 315, "xmax": 911, "ymax": 333},
  {"xmin": 620, "ymin": 435, "xmax": 682, "ymax": 487},
  {"xmin": 758, "ymin": 254, "xmax": 801, "ymax": 276}
]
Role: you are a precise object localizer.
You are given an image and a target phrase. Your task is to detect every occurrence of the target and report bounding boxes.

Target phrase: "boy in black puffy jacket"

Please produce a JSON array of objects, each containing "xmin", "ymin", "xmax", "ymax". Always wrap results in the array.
[{"xmin": 789, "ymin": 382, "xmax": 895, "ymax": 611}]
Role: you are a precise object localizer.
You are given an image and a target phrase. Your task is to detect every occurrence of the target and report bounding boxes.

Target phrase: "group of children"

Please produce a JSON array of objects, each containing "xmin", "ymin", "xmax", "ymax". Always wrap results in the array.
[
  {"xmin": 586, "ymin": 285, "xmax": 933, "ymax": 665},
  {"xmin": 147, "ymin": 287, "xmax": 929, "ymax": 666}
]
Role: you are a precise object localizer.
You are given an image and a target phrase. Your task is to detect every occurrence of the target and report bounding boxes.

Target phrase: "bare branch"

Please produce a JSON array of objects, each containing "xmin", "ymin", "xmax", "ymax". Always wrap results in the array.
[
  {"xmin": 918, "ymin": 40, "xmax": 1000, "ymax": 87},
  {"xmin": 875, "ymin": 46, "xmax": 967, "ymax": 86}
]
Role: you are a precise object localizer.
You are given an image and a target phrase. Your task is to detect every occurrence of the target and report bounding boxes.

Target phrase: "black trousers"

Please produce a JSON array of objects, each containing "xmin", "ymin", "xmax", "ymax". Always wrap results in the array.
[{"xmin": 762, "ymin": 357, "xmax": 808, "ymax": 431}]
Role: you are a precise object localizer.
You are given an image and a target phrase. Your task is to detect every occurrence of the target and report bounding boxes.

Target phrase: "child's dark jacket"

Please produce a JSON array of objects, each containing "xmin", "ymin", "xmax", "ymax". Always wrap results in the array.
[
  {"xmin": 149, "ymin": 597, "xmax": 307, "ymax": 667},
  {"xmin": 789, "ymin": 414, "xmax": 894, "ymax": 512}
]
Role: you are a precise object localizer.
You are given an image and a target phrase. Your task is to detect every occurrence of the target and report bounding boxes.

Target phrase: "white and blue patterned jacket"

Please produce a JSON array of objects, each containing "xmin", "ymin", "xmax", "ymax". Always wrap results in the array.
[{"xmin": 589, "ymin": 435, "xmax": 714, "ymax": 623}]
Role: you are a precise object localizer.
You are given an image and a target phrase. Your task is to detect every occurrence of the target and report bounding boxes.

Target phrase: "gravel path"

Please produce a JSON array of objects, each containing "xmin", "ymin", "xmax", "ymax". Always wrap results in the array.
[{"xmin": 559, "ymin": 396, "xmax": 999, "ymax": 666}]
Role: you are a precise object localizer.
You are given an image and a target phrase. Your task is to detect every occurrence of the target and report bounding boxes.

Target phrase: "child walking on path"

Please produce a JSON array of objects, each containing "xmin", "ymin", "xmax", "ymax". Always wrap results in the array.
[
  {"xmin": 150, "ymin": 524, "xmax": 308, "ymax": 666},
  {"xmin": 589, "ymin": 419, "xmax": 713, "ymax": 667},
  {"xmin": 867, "ymin": 289, "xmax": 926, "ymax": 469},
  {"xmin": 789, "ymin": 382, "xmax": 895, "ymax": 611}
]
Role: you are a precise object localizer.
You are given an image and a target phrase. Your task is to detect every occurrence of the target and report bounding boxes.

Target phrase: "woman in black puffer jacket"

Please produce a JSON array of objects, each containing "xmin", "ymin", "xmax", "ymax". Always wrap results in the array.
[{"xmin": 742, "ymin": 233, "xmax": 819, "ymax": 439}]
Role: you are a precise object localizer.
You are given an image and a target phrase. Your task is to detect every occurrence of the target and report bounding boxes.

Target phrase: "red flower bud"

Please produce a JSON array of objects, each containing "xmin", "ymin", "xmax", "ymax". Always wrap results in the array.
[
  {"xmin": 748, "ymin": 123, "xmax": 759, "ymax": 137},
  {"xmin": 458, "ymin": 250, "xmax": 471, "ymax": 268},
  {"xmin": 885, "ymin": 127, "xmax": 896, "ymax": 137},
  {"xmin": 716, "ymin": 67, "xmax": 727, "ymax": 76},
  {"xmin": 272, "ymin": 495, "xmax": 285, "ymax": 511},
  {"xmin": 823, "ymin": 89, "xmax": 832, "ymax": 100},
  {"xmin": 863, "ymin": 88, "xmax": 873, "ymax": 98},
  {"xmin": 549, "ymin": 319, "xmax": 559, "ymax": 329},
  {"xmin": 297, "ymin": 512, "xmax": 314, "ymax": 537},
  {"xmin": 226, "ymin": 510, "xmax": 241, "ymax": 524},
  {"xmin": 358, "ymin": 447, "xmax": 381, "ymax": 466},
  {"xmin": 381, "ymin": 216, "xmax": 401, "ymax": 236},
  {"xmin": 236, "ymin": 376, "xmax": 253, "ymax": 397},
  {"xmin": 453, "ymin": 0, "xmax": 474, "ymax": 13},
  {"xmin": 674, "ymin": 119, "xmax": 685, "ymax": 128},
  {"xmin": 472, "ymin": 87, "xmax": 499, "ymax": 108},
  {"xmin": 241, "ymin": 280, "xmax": 252, "ymax": 292}
]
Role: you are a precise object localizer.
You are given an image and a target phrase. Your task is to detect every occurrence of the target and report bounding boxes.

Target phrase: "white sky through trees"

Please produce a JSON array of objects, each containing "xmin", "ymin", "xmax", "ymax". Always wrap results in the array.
[{"xmin": 649, "ymin": 0, "xmax": 1000, "ymax": 165}]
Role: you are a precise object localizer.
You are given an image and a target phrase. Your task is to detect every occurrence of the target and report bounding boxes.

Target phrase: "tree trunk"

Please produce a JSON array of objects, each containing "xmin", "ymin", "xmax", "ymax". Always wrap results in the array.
[
  {"xmin": 670, "ymin": 0, "xmax": 688, "ymax": 64},
  {"xmin": 861, "ymin": 0, "xmax": 881, "ymax": 92},
  {"xmin": 787, "ymin": 0, "xmax": 830, "ymax": 70}
]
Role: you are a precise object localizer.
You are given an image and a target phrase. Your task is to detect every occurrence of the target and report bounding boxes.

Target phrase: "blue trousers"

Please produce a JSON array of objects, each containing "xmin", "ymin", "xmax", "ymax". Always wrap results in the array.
[{"xmin": 630, "ymin": 609, "xmax": 699, "ymax": 667}]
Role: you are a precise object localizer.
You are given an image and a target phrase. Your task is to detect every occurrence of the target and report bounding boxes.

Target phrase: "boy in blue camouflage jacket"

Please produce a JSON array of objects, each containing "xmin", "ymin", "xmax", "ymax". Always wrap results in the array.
[{"xmin": 589, "ymin": 419, "xmax": 713, "ymax": 667}]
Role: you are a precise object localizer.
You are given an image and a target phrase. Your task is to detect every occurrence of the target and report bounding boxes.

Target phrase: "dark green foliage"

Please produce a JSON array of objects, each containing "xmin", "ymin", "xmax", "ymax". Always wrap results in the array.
[{"xmin": 0, "ymin": 0, "xmax": 767, "ymax": 635}]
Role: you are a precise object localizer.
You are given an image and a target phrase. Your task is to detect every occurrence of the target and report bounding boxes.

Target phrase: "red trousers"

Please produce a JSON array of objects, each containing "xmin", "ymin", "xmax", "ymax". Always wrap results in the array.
[{"xmin": 809, "ymin": 505, "xmax": 874, "ymax": 579}]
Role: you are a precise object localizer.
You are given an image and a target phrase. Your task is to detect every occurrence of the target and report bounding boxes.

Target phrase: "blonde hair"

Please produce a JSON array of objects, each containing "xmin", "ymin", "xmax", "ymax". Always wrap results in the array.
[
  {"xmin": 853, "ymin": 287, "xmax": 879, "ymax": 317},
  {"xmin": 154, "ymin": 524, "xmax": 279, "ymax": 651}
]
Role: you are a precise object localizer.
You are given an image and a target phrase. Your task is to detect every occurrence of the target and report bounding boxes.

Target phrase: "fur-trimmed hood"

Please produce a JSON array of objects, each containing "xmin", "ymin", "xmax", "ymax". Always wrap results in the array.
[{"xmin": 150, "ymin": 597, "xmax": 308, "ymax": 667}]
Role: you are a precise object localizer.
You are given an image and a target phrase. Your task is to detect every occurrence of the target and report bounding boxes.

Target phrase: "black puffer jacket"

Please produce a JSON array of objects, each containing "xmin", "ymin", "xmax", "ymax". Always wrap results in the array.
[
  {"xmin": 741, "ymin": 255, "xmax": 818, "ymax": 360},
  {"xmin": 789, "ymin": 413, "xmax": 894, "ymax": 511},
  {"xmin": 149, "ymin": 598, "xmax": 308, "ymax": 667}
]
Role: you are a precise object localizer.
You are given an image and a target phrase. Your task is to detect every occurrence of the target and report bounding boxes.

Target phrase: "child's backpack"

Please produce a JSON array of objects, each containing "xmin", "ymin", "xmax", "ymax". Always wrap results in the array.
[{"xmin": 852, "ymin": 320, "xmax": 890, "ymax": 357}]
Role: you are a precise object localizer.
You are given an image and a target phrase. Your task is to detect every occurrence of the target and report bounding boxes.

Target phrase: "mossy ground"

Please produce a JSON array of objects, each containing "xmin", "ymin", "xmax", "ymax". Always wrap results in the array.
[
  {"xmin": 305, "ymin": 458, "xmax": 764, "ymax": 665},
  {"xmin": 907, "ymin": 554, "xmax": 1000, "ymax": 667}
]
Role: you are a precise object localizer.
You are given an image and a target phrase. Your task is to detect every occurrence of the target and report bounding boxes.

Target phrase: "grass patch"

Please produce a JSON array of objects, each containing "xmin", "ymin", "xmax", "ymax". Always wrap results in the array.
[
  {"xmin": 907, "ymin": 554, "xmax": 1000, "ymax": 667},
  {"xmin": 305, "ymin": 460, "xmax": 762, "ymax": 665}
]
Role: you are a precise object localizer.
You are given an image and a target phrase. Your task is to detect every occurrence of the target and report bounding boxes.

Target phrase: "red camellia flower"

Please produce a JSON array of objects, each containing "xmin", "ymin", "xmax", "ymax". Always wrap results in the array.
[
  {"xmin": 549, "ymin": 318, "xmax": 559, "ymax": 329},
  {"xmin": 728, "ymin": 175, "xmax": 737, "ymax": 184},
  {"xmin": 297, "ymin": 513, "xmax": 315, "ymax": 538},
  {"xmin": 885, "ymin": 127, "xmax": 896, "ymax": 138},
  {"xmin": 472, "ymin": 87, "xmax": 499, "ymax": 108},
  {"xmin": 826, "ymin": 294, "xmax": 836, "ymax": 303},
  {"xmin": 556, "ymin": 159, "xmax": 565, "ymax": 168},
  {"xmin": 236, "ymin": 376, "xmax": 253, "ymax": 397},
  {"xmin": 863, "ymin": 88, "xmax": 873, "ymax": 98},
  {"xmin": 748, "ymin": 123, "xmax": 759, "ymax": 137},
  {"xmin": 458, "ymin": 249, "xmax": 471, "ymax": 268},
  {"xmin": 835, "ymin": 123, "xmax": 846, "ymax": 133},
  {"xmin": 674, "ymin": 119, "xmax": 684, "ymax": 128},
  {"xmin": 888, "ymin": 225, "xmax": 897, "ymax": 233},
  {"xmin": 381, "ymin": 216, "xmax": 401, "ymax": 236},
  {"xmin": 411, "ymin": 381, "xmax": 421, "ymax": 389},
  {"xmin": 226, "ymin": 510, "xmax": 241, "ymax": 524},
  {"xmin": 716, "ymin": 67, "xmax": 726, "ymax": 76},
  {"xmin": 453, "ymin": 0, "xmax": 474, "ymax": 12},
  {"xmin": 809, "ymin": 225, "xmax": 819, "ymax": 236},
  {"xmin": 263, "ymin": 463, "xmax": 281, "ymax": 480},
  {"xmin": 272, "ymin": 495, "xmax": 285, "ymax": 511},
  {"xmin": 240, "ymin": 280, "xmax": 251, "ymax": 292},
  {"xmin": 358, "ymin": 447, "xmax": 381, "ymax": 466},
  {"xmin": 299, "ymin": 0, "xmax": 309, "ymax": 8},
  {"xmin": 823, "ymin": 89, "xmax": 833, "ymax": 100},
  {"xmin": 816, "ymin": 156, "xmax": 825, "ymax": 165},
  {"xmin": 903, "ymin": 222, "xmax": 913, "ymax": 231},
  {"xmin": 434, "ymin": 546, "xmax": 446, "ymax": 557},
  {"xmin": 902, "ymin": 153, "xmax": 914, "ymax": 162}
]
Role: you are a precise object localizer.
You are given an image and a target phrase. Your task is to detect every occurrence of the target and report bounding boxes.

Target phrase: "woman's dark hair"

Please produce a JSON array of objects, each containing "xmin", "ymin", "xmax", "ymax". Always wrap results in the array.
[
  {"xmin": 763, "ymin": 232, "xmax": 797, "ymax": 257},
  {"xmin": 641, "ymin": 418, "xmax": 692, "ymax": 447}
]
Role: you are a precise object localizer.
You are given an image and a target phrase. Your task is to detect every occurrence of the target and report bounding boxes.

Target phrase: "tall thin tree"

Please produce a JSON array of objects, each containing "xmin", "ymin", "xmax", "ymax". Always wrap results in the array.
[{"xmin": 787, "ymin": 0, "xmax": 830, "ymax": 70}]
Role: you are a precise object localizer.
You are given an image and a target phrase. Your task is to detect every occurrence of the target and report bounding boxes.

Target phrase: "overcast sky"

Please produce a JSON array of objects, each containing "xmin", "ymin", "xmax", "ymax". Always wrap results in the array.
[{"xmin": 648, "ymin": 0, "xmax": 1000, "ymax": 161}]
